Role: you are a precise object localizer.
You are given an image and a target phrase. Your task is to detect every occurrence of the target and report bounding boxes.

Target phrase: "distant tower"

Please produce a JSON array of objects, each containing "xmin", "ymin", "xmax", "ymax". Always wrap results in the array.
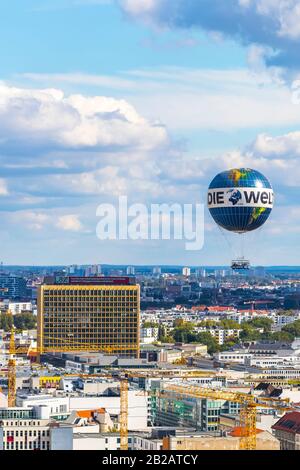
[
  {"xmin": 96, "ymin": 264, "xmax": 102, "ymax": 276},
  {"xmin": 126, "ymin": 266, "xmax": 135, "ymax": 276},
  {"xmin": 195, "ymin": 268, "xmax": 206, "ymax": 279},
  {"xmin": 182, "ymin": 267, "xmax": 191, "ymax": 277}
]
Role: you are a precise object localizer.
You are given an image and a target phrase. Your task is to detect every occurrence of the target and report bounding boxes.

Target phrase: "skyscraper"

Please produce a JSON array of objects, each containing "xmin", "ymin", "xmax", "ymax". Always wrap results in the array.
[
  {"xmin": 126, "ymin": 266, "xmax": 135, "ymax": 275},
  {"xmin": 37, "ymin": 276, "xmax": 140, "ymax": 358}
]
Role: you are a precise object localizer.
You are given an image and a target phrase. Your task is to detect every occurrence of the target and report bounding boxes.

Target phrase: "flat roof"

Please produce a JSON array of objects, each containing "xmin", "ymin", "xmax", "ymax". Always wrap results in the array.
[{"xmin": 43, "ymin": 276, "xmax": 136, "ymax": 286}]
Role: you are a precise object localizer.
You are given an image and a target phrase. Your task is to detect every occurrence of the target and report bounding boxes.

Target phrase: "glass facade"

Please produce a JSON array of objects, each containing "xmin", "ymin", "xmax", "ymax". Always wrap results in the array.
[
  {"xmin": 155, "ymin": 390, "xmax": 240, "ymax": 432},
  {"xmin": 38, "ymin": 284, "xmax": 140, "ymax": 357}
]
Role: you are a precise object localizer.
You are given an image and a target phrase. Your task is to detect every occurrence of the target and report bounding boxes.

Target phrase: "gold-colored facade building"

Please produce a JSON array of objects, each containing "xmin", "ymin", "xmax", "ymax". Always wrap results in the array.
[{"xmin": 37, "ymin": 277, "xmax": 140, "ymax": 358}]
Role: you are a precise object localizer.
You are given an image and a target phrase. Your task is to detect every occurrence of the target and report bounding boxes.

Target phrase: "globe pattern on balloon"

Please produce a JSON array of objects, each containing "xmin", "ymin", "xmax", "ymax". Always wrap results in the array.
[{"xmin": 207, "ymin": 168, "xmax": 273, "ymax": 233}]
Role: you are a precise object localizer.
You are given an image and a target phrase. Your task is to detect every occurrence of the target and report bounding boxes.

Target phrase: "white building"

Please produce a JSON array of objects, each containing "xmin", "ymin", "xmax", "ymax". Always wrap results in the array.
[
  {"xmin": 51, "ymin": 427, "xmax": 136, "ymax": 450},
  {"xmin": 17, "ymin": 395, "xmax": 70, "ymax": 419},
  {"xmin": 0, "ymin": 419, "xmax": 51, "ymax": 450},
  {"xmin": 2, "ymin": 301, "xmax": 33, "ymax": 315},
  {"xmin": 140, "ymin": 327, "xmax": 159, "ymax": 344},
  {"xmin": 245, "ymin": 356, "xmax": 300, "ymax": 368},
  {"xmin": 214, "ymin": 351, "xmax": 253, "ymax": 364},
  {"xmin": 68, "ymin": 390, "xmax": 148, "ymax": 431}
]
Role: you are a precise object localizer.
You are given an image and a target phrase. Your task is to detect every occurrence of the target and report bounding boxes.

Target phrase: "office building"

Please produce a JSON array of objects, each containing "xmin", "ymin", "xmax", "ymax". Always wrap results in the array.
[
  {"xmin": 37, "ymin": 276, "xmax": 140, "ymax": 358},
  {"xmin": 126, "ymin": 266, "xmax": 135, "ymax": 276},
  {"xmin": 0, "ymin": 275, "xmax": 30, "ymax": 300},
  {"xmin": 155, "ymin": 388, "xmax": 239, "ymax": 432}
]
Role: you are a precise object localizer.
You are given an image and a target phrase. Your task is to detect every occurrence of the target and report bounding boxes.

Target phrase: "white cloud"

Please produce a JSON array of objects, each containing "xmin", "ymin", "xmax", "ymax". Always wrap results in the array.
[
  {"xmin": 120, "ymin": 0, "xmax": 158, "ymax": 17},
  {"xmin": 0, "ymin": 179, "xmax": 8, "ymax": 196},
  {"xmin": 56, "ymin": 214, "xmax": 84, "ymax": 232},
  {"xmin": 244, "ymin": 0, "xmax": 300, "ymax": 40},
  {"xmin": 0, "ymin": 83, "xmax": 168, "ymax": 152},
  {"xmin": 22, "ymin": 67, "xmax": 300, "ymax": 131},
  {"xmin": 252, "ymin": 131, "xmax": 300, "ymax": 158},
  {"xmin": 11, "ymin": 211, "xmax": 50, "ymax": 231},
  {"xmin": 118, "ymin": 0, "xmax": 300, "ymax": 75},
  {"xmin": 9, "ymin": 210, "xmax": 85, "ymax": 233}
]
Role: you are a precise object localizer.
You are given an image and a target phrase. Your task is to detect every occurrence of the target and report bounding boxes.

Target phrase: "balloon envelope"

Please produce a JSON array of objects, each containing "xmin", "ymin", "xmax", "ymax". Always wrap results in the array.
[{"xmin": 207, "ymin": 168, "xmax": 273, "ymax": 233}]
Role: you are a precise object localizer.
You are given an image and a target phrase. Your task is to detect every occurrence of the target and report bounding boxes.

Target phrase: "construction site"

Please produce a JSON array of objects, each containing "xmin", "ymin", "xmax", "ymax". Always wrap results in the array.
[{"xmin": 0, "ymin": 276, "xmax": 299, "ymax": 451}]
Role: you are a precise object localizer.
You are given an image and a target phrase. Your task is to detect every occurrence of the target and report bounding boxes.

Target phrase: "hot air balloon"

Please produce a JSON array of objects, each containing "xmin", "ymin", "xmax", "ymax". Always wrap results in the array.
[{"xmin": 207, "ymin": 168, "xmax": 274, "ymax": 270}]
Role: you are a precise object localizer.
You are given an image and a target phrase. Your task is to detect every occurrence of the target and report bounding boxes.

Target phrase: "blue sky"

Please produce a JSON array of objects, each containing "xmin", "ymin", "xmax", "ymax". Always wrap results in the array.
[{"xmin": 1, "ymin": 0, "xmax": 300, "ymax": 266}]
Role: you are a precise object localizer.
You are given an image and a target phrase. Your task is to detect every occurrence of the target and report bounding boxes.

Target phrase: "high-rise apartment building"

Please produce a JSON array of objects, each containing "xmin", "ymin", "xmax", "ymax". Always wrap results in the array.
[
  {"xmin": 126, "ymin": 266, "xmax": 135, "ymax": 276},
  {"xmin": 37, "ymin": 276, "xmax": 140, "ymax": 358}
]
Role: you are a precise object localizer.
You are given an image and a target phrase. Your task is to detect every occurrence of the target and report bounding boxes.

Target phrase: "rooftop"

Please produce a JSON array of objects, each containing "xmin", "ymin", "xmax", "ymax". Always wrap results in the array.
[
  {"xmin": 272, "ymin": 412, "xmax": 300, "ymax": 434},
  {"xmin": 43, "ymin": 276, "xmax": 136, "ymax": 286},
  {"xmin": 76, "ymin": 408, "xmax": 106, "ymax": 418}
]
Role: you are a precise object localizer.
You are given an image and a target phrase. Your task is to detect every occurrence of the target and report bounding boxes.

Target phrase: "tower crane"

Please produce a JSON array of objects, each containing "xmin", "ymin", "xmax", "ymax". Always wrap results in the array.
[
  {"xmin": 115, "ymin": 371, "xmax": 294, "ymax": 451},
  {"xmin": 3, "ymin": 326, "xmax": 293, "ymax": 450},
  {"xmin": 7, "ymin": 326, "xmax": 16, "ymax": 408},
  {"xmin": 4, "ymin": 332, "xmax": 140, "ymax": 411}
]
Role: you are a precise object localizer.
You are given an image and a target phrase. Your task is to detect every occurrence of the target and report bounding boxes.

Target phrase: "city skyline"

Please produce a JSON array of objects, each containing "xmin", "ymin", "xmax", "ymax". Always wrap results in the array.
[{"xmin": 1, "ymin": 1, "xmax": 300, "ymax": 265}]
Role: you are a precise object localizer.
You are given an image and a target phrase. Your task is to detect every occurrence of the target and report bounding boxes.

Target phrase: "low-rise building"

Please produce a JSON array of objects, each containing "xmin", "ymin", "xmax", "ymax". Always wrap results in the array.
[
  {"xmin": 272, "ymin": 411, "xmax": 300, "ymax": 450},
  {"xmin": 140, "ymin": 327, "xmax": 159, "ymax": 344},
  {"xmin": 0, "ymin": 419, "xmax": 51, "ymax": 450},
  {"xmin": 162, "ymin": 430, "xmax": 280, "ymax": 450}
]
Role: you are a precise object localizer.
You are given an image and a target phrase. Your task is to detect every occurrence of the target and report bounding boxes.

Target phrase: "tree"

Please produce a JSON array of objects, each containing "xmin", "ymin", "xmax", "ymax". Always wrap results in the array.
[
  {"xmin": 220, "ymin": 340, "xmax": 237, "ymax": 351},
  {"xmin": 173, "ymin": 327, "xmax": 197, "ymax": 343},
  {"xmin": 272, "ymin": 331, "xmax": 294, "ymax": 342},
  {"xmin": 0, "ymin": 313, "xmax": 13, "ymax": 331},
  {"xmin": 246, "ymin": 318, "xmax": 273, "ymax": 333},
  {"xmin": 158, "ymin": 324, "xmax": 166, "ymax": 341},
  {"xmin": 197, "ymin": 320, "xmax": 218, "ymax": 328},
  {"xmin": 219, "ymin": 319, "xmax": 240, "ymax": 329},
  {"xmin": 143, "ymin": 321, "xmax": 159, "ymax": 328},
  {"xmin": 13, "ymin": 312, "xmax": 37, "ymax": 330},
  {"xmin": 196, "ymin": 332, "xmax": 219, "ymax": 354},
  {"xmin": 282, "ymin": 320, "xmax": 300, "ymax": 339},
  {"xmin": 173, "ymin": 319, "xmax": 194, "ymax": 328},
  {"xmin": 159, "ymin": 335, "xmax": 175, "ymax": 344},
  {"xmin": 239, "ymin": 324, "xmax": 261, "ymax": 341}
]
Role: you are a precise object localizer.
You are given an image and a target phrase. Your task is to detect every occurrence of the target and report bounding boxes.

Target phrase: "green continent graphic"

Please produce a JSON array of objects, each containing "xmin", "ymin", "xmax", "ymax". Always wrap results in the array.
[
  {"xmin": 228, "ymin": 169, "xmax": 249, "ymax": 185},
  {"xmin": 250, "ymin": 207, "xmax": 266, "ymax": 224}
]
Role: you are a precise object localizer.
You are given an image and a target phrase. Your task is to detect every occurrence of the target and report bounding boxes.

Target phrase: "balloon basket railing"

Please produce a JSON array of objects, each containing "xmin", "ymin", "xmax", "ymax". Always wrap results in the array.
[{"xmin": 231, "ymin": 258, "xmax": 250, "ymax": 270}]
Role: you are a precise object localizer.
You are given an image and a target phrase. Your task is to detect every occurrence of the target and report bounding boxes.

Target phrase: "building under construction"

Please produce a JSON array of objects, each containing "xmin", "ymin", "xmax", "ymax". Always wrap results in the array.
[{"xmin": 37, "ymin": 276, "xmax": 140, "ymax": 358}]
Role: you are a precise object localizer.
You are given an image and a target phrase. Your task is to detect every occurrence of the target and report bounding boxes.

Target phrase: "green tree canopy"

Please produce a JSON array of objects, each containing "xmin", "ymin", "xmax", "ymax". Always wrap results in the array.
[
  {"xmin": 246, "ymin": 317, "xmax": 273, "ymax": 332},
  {"xmin": 13, "ymin": 312, "xmax": 37, "ymax": 330},
  {"xmin": 196, "ymin": 332, "xmax": 219, "ymax": 354},
  {"xmin": 282, "ymin": 320, "xmax": 300, "ymax": 339},
  {"xmin": 142, "ymin": 321, "xmax": 159, "ymax": 328},
  {"xmin": 272, "ymin": 331, "xmax": 294, "ymax": 342},
  {"xmin": 219, "ymin": 319, "xmax": 241, "ymax": 329},
  {"xmin": 0, "ymin": 313, "xmax": 13, "ymax": 331},
  {"xmin": 239, "ymin": 324, "xmax": 261, "ymax": 341}
]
